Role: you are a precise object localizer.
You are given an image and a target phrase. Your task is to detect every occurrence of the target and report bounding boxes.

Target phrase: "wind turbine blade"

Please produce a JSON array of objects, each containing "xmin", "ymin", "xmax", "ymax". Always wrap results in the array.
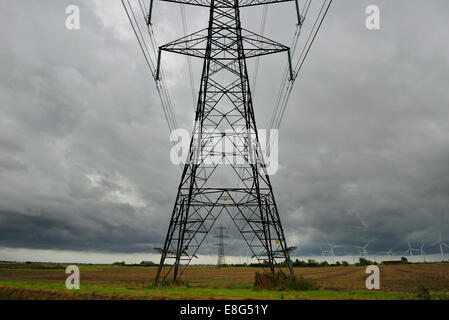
[{"xmin": 431, "ymin": 240, "xmax": 440, "ymax": 246}]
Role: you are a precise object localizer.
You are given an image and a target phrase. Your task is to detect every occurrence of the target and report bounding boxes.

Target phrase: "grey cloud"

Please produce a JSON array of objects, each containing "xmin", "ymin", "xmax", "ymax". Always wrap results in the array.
[{"xmin": 0, "ymin": 0, "xmax": 448, "ymax": 258}]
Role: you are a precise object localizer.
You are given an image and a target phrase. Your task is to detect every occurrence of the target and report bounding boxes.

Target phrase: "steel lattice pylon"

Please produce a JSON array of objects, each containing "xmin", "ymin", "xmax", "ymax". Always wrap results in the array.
[
  {"xmin": 215, "ymin": 225, "xmax": 227, "ymax": 268},
  {"xmin": 154, "ymin": 0, "xmax": 297, "ymax": 283}
]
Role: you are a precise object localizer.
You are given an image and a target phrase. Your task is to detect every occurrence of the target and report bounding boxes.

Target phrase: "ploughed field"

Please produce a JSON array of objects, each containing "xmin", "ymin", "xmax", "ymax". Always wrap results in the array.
[{"xmin": 0, "ymin": 263, "xmax": 448, "ymax": 300}]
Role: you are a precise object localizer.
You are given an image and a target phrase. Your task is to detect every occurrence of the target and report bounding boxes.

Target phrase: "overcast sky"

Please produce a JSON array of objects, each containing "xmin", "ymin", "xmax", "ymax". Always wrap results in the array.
[{"xmin": 1, "ymin": 0, "xmax": 448, "ymax": 263}]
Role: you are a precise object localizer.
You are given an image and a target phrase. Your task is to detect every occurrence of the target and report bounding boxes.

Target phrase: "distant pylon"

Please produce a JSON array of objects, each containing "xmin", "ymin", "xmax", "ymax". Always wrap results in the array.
[{"xmin": 215, "ymin": 225, "xmax": 227, "ymax": 268}]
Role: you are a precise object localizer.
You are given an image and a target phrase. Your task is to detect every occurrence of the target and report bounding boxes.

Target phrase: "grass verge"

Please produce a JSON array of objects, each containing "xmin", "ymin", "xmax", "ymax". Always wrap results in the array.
[{"xmin": 1, "ymin": 279, "xmax": 448, "ymax": 300}]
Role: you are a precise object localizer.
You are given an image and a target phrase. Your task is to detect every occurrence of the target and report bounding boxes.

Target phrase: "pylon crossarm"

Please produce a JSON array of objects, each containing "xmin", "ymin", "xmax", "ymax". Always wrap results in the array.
[
  {"xmin": 240, "ymin": 28, "xmax": 289, "ymax": 58},
  {"xmin": 161, "ymin": 0, "xmax": 210, "ymax": 7},
  {"xmin": 160, "ymin": 0, "xmax": 294, "ymax": 8},
  {"xmin": 159, "ymin": 28, "xmax": 289, "ymax": 60},
  {"xmin": 238, "ymin": 0, "xmax": 294, "ymax": 7}
]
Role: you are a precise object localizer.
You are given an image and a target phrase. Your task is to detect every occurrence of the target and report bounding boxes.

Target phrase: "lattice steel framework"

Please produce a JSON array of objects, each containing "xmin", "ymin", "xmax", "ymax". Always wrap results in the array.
[
  {"xmin": 215, "ymin": 225, "xmax": 227, "ymax": 268},
  {"xmin": 154, "ymin": 0, "xmax": 297, "ymax": 282}
]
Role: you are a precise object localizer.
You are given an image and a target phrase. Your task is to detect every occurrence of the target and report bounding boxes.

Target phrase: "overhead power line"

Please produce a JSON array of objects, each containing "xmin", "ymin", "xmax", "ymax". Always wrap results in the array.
[
  {"xmin": 122, "ymin": 0, "xmax": 183, "ymax": 168},
  {"xmin": 269, "ymin": 0, "xmax": 332, "ymax": 132},
  {"xmin": 251, "ymin": 4, "xmax": 268, "ymax": 94},
  {"xmin": 180, "ymin": 5, "xmax": 197, "ymax": 108}
]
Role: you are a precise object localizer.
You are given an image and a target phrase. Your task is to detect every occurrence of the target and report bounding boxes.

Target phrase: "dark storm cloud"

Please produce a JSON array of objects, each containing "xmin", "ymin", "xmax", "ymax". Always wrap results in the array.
[
  {"xmin": 0, "ymin": 0, "xmax": 180, "ymax": 253},
  {"xmin": 0, "ymin": 208, "xmax": 162, "ymax": 252},
  {"xmin": 271, "ymin": 0, "xmax": 449, "ymax": 254},
  {"xmin": 0, "ymin": 0, "xmax": 448, "ymax": 258}
]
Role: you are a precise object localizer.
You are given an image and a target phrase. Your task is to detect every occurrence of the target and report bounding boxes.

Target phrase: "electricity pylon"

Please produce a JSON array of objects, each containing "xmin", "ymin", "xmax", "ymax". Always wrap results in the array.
[
  {"xmin": 153, "ymin": 0, "xmax": 298, "ymax": 283},
  {"xmin": 215, "ymin": 225, "xmax": 228, "ymax": 268}
]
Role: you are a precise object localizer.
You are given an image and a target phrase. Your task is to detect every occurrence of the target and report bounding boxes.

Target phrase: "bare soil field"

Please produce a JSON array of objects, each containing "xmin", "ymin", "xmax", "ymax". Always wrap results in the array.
[{"xmin": 0, "ymin": 263, "xmax": 448, "ymax": 299}]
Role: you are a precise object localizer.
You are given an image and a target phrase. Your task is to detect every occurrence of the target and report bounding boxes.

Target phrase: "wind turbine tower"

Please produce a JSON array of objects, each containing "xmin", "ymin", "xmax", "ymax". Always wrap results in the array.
[
  {"xmin": 419, "ymin": 243, "xmax": 426, "ymax": 262},
  {"xmin": 403, "ymin": 241, "xmax": 420, "ymax": 259},
  {"xmin": 432, "ymin": 233, "xmax": 449, "ymax": 262},
  {"xmin": 356, "ymin": 241, "xmax": 371, "ymax": 257},
  {"xmin": 326, "ymin": 242, "xmax": 342, "ymax": 264}
]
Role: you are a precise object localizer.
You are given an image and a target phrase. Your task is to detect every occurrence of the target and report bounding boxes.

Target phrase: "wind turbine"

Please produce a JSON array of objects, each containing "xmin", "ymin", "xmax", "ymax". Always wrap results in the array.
[
  {"xmin": 320, "ymin": 246, "xmax": 329, "ymax": 256},
  {"xmin": 403, "ymin": 241, "xmax": 413, "ymax": 257},
  {"xmin": 432, "ymin": 233, "xmax": 449, "ymax": 262},
  {"xmin": 326, "ymin": 242, "xmax": 343, "ymax": 264},
  {"xmin": 384, "ymin": 248, "xmax": 394, "ymax": 257},
  {"xmin": 403, "ymin": 241, "xmax": 420, "ymax": 258},
  {"xmin": 419, "ymin": 243, "xmax": 426, "ymax": 262},
  {"xmin": 318, "ymin": 246, "xmax": 330, "ymax": 265},
  {"xmin": 356, "ymin": 241, "xmax": 371, "ymax": 257}
]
